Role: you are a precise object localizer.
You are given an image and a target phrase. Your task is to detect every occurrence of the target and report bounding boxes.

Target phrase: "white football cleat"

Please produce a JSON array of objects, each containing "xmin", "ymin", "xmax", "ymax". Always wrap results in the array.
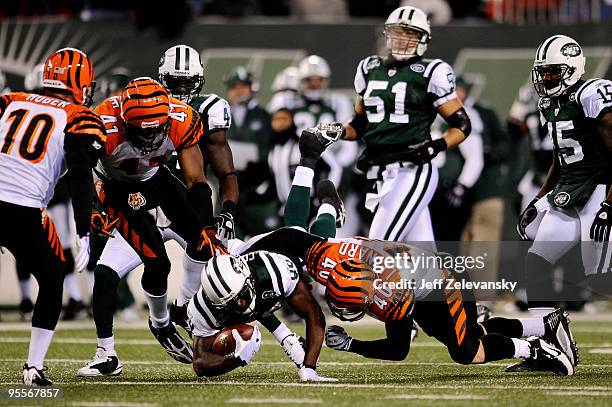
[{"xmin": 77, "ymin": 347, "xmax": 123, "ymax": 377}]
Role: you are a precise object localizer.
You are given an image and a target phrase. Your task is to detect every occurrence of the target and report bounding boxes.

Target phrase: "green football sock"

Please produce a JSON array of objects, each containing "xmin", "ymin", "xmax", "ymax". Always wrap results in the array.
[{"xmin": 310, "ymin": 213, "xmax": 336, "ymax": 238}]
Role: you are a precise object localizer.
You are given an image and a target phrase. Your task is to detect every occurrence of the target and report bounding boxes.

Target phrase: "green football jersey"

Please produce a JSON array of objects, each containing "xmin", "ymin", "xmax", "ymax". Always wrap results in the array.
[
  {"xmin": 354, "ymin": 55, "xmax": 457, "ymax": 168},
  {"xmin": 539, "ymin": 78, "xmax": 612, "ymax": 207}
]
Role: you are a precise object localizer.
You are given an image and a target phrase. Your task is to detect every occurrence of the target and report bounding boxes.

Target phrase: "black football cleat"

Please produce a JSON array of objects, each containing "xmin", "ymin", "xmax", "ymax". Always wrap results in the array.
[
  {"xmin": 23, "ymin": 364, "xmax": 53, "ymax": 386},
  {"xmin": 148, "ymin": 319, "xmax": 193, "ymax": 364},
  {"xmin": 476, "ymin": 303, "xmax": 492, "ymax": 323},
  {"xmin": 170, "ymin": 301, "xmax": 192, "ymax": 338},
  {"xmin": 544, "ymin": 308, "xmax": 579, "ymax": 367},
  {"xmin": 508, "ymin": 338, "xmax": 573, "ymax": 376},
  {"xmin": 505, "ymin": 357, "xmax": 548, "ymax": 373},
  {"xmin": 316, "ymin": 180, "xmax": 346, "ymax": 227},
  {"xmin": 77, "ymin": 347, "xmax": 123, "ymax": 377}
]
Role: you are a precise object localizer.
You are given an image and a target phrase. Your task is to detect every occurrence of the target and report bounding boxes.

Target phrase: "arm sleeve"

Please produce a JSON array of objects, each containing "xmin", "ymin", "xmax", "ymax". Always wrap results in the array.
[
  {"xmin": 240, "ymin": 227, "xmax": 325, "ymax": 260},
  {"xmin": 348, "ymin": 319, "xmax": 413, "ymax": 361},
  {"xmin": 187, "ymin": 298, "xmax": 219, "ymax": 338},
  {"xmin": 426, "ymin": 61, "xmax": 458, "ymax": 108},
  {"xmin": 354, "ymin": 56, "xmax": 381, "ymax": 96},
  {"xmin": 64, "ymin": 112, "xmax": 106, "ymax": 237}
]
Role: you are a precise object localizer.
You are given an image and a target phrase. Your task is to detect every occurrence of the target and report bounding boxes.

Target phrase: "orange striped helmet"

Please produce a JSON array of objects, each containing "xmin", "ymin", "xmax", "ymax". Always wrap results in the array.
[
  {"xmin": 43, "ymin": 48, "xmax": 95, "ymax": 106},
  {"xmin": 325, "ymin": 258, "xmax": 374, "ymax": 322},
  {"xmin": 120, "ymin": 77, "xmax": 171, "ymax": 153}
]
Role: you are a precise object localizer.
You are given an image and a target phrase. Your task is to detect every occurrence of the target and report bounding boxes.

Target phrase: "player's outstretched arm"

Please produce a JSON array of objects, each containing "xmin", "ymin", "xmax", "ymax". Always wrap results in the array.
[
  {"xmin": 287, "ymin": 280, "xmax": 325, "ymax": 369},
  {"xmin": 437, "ymin": 98, "xmax": 471, "ymax": 150},
  {"xmin": 327, "ymin": 320, "xmax": 412, "ymax": 361},
  {"xmin": 192, "ymin": 334, "xmax": 243, "ymax": 377},
  {"xmin": 202, "ymin": 130, "xmax": 239, "ymax": 215}
]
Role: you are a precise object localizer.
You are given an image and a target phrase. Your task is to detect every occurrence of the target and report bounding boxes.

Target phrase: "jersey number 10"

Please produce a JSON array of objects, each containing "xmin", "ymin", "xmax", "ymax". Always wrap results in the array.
[{"xmin": 1, "ymin": 108, "xmax": 54, "ymax": 163}]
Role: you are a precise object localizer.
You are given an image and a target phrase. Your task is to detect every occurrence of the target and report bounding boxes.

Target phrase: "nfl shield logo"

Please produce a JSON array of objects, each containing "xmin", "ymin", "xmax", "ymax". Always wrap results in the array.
[{"xmin": 128, "ymin": 192, "xmax": 146, "ymax": 210}]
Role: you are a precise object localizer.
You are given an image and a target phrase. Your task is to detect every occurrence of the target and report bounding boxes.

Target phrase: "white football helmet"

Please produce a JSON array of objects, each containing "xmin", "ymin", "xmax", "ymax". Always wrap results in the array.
[
  {"xmin": 201, "ymin": 255, "xmax": 256, "ymax": 317},
  {"xmin": 384, "ymin": 6, "xmax": 431, "ymax": 60},
  {"xmin": 271, "ymin": 66, "xmax": 300, "ymax": 93},
  {"xmin": 532, "ymin": 35, "xmax": 585, "ymax": 97},
  {"xmin": 24, "ymin": 64, "xmax": 46, "ymax": 92},
  {"xmin": 158, "ymin": 45, "xmax": 205, "ymax": 104},
  {"xmin": 298, "ymin": 55, "xmax": 330, "ymax": 100}
]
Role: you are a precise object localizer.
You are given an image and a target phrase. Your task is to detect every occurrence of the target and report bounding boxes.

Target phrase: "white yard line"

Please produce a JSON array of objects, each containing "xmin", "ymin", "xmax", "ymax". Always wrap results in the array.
[
  {"xmin": 226, "ymin": 398, "xmax": 322, "ymax": 404},
  {"xmin": 547, "ymin": 391, "xmax": 612, "ymax": 397},
  {"xmin": 1, "ymin": 381, "xmax": 610, "ymax": 392},
  {"xmin": 65, "ymin": 403, "xmax": 157, "ymax": 407},
  {"xmin": 386, "ymin": 394, "xmax": 488, "ymax": 400},
  {"xmin": 4, "ymin": 358, "xmax": 612, "ymax": 369}
]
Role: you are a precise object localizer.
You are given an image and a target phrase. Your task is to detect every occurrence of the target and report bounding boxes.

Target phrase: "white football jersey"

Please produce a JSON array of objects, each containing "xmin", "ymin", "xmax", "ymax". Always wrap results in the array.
[
  {"xmin": 94, "ymin": 96, "xmax": 203, "ymax": 182},
  {"xmin": 0, "ymin": 92, "xmax": 104, "ymax": 208}
]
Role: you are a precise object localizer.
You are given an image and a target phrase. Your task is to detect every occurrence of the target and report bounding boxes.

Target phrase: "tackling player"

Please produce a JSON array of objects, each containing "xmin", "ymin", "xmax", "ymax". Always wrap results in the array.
[{"xmin": 0, "ymin": 48, "xmax": 107, "ymax": 385}]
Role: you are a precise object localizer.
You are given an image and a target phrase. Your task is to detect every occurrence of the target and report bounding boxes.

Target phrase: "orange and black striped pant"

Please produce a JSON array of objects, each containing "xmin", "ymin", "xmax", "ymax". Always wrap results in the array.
[
  {"xmin": 0, "ymin": 200, "xmax": 66, "ymax": 330},
  {"xmin": 413, "ymin": 272, "xmax": 482, "ymax": 365}
]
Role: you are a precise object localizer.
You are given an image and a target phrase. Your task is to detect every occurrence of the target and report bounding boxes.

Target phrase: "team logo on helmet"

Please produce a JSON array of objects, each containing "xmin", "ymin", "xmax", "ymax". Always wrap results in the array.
[
  {"xmin": 128, "ymin": 192, "xmax": 147, "ymax": 210},
  {"xmin": 561, "ymin": 43, "xmax": 581, "ymax": 57},
  {"xmin": 553, "ymin": 191, "xmax": 570, "ymax": 207}
]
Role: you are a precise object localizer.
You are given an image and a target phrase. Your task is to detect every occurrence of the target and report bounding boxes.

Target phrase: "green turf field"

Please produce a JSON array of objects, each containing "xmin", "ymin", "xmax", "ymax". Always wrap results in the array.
[{"xmin": 1, "ymin": 315, "xmax": 612, "ymax": 406}]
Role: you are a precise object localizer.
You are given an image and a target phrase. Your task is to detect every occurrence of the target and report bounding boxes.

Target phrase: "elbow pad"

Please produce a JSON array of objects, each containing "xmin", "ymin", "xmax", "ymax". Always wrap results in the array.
[
  {"xmin": 348, "ymin": 113, "xmax": 367, "ymax": 139},
  {"xmin": 446, "ymin": 107, "xmax": 472, "ymax": 137}
]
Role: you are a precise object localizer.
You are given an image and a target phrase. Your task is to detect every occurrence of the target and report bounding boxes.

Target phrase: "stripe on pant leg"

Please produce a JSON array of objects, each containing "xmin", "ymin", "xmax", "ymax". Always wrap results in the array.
[
  {"xmin": 596, "ymin": 240, "xmax": 611, "ymax": 274},
  {"xmin": 382, "ymin": 165, "xmax": 423, "ymax": 240},
  {"xmin": 387, "ymin": 163, "xmax": 432, "ymax": 241}
]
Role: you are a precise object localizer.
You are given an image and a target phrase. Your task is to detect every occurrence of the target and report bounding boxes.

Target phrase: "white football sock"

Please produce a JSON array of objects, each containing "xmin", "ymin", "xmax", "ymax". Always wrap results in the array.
[
  {"xmin": 98, "ymin": 336, "xmax": 115, "ymax": 352},
  {"xmin": 271, "ymin": 322, "xmax": 292, "ymax": 343},
  {"xmin": 512, "ymin": 338, "xmax": 531, "ymax": 359},
  {"xmin": 176, "ymin": 254, "xmax": 205, "ymax": 306},
  {"xmin": 64, "ymin": 273, "xmax": 82, "ymax": 301},
  {"xmin": 26, "ymin": 327, "xmax": 54, "ymax": 370},
  {"xmin": 19, "ymin": 278, "xmax": 32, "ymax": 300},
  {"xmin": 528, "ymin": 307, "xmax": 555, "ymax": 318},
  {"xmin": 519, "ymin": 317, "xmax": 545, "ymax": 337},
  {"xmin": 292, "ymin": 166, "xmax": 314, "ymax": 187},
  {"xmin": 143, "ymin": 290, "xmax": 169, "ymax": 328},
  {"xmin": 317, "ymin": 203, "xmax": 337, "ymax": 221}
]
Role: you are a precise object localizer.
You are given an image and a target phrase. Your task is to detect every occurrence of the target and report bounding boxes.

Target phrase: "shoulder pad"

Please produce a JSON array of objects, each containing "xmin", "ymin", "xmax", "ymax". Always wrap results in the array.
[{"xmin": 575, "ymin": 78, "xmax": 612, "ymax": 119}]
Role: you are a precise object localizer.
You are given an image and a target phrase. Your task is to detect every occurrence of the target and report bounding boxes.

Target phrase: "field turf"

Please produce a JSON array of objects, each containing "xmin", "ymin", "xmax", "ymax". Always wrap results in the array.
[{"xmin": 1, "ymin": 313, "xmax": 612, "ymax": 406}]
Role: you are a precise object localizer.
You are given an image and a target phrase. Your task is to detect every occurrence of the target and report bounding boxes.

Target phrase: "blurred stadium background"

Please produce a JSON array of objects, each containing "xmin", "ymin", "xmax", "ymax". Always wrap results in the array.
[{"xmin": 0, "ymin": 0, "xmax": 611, "ymax": 311}]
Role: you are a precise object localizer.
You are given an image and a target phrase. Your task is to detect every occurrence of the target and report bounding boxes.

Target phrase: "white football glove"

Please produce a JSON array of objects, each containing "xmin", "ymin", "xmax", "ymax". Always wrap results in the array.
[
  {"xmin": 232, "ymin": 326, "xmax": 261, "ymax": 366},
  {"xmin": 325, "ymin": 325, "xmax": 352, "ymax": 351},
  {"xmin": 298, "ymin": 366, "xmax": 338, "ymax": 382},
  {"xmin": 280, "ymin": 333, "xmax": 305, "ymax": 368},
  {"xmin": 75, "ymin": 235, "xmax": 91, "ymax": 272}
]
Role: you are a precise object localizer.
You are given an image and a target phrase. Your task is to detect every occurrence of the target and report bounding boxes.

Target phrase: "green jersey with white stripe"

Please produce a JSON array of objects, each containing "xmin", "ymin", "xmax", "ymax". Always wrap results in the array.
[
  {"xmin": 354, "ymin": 56, "xmax": 457, "ymax": 168},
  {"xmin": 539, "ymin": 78, "xmax": 612, "ymax": 207},
  {"xmin": 187, "ymin": 250, "xmax": 299, "ymax": 337}
]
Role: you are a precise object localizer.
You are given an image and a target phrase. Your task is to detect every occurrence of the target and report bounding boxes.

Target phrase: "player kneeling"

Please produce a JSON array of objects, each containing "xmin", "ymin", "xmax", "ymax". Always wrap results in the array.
[{"xmin": 188, "ymin": 255, "xmax": 336, "ymax": 382}]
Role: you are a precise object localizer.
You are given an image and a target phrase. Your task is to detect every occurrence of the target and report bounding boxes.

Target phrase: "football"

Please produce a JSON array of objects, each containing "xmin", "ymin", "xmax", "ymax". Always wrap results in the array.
[{"xmin": 210, "ymin": 324, "xmax": 255, "ymax": 356}]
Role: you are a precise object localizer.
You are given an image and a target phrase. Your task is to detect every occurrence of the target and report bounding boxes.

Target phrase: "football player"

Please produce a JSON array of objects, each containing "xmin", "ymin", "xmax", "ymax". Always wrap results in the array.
[
  {"xmin": 78, "ymin": 77, "xmax": 222, "ymax": 375},
  {"xmin": 235, "ymin": 126, "xmax": 578, "ymax": 376},
  {"xmin": 0, "ymin": 48, "xmax": 107, "ymax": 385},
  {"xmin": 267, "ymin": 55, "xmax": 357, "ymax": 202},
  {"xmin": 515, "ymin": 35, "xmax": 612, "ymax": 370},
  {"xmin": 333, "ymin": 6, "xmax": 470, "ymax": 251},
  {"xmin": 189, "ymin": 253, "xmax": 334, "ymax": 382}
]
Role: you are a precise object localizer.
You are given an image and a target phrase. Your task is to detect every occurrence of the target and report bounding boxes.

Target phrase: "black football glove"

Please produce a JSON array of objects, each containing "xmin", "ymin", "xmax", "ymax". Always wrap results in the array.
[
  {"xmin": 214, "ymin": 210, "xmax": 235, "ymax": 243},
  {"xmin": 405, "ymin": 138, "xmax": 447, "ymax": 165},
  {"xmin": 299, "ymin": 123, "xmax": 344, "ymax": 169},
  {"xmin": 446, "ymin": 183, "xmax": 467, "ymax": 208},
  {"xmin": 590, "ymin": 200, "xmax": 612, "ymax": 242},
  {"xmin": 517, "ymin": 198, "xmax": 538, "ymax": 241}
]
